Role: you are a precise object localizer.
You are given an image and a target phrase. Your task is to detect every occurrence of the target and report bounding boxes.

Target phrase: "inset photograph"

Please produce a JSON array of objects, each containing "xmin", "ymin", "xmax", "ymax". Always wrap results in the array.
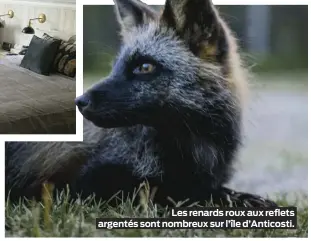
[{"xmin": 0, "ymin": 0, "xmax": 76, "ymax": 134}]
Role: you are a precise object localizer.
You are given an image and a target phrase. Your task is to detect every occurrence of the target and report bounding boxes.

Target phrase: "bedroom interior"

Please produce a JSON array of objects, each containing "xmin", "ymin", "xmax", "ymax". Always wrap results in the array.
[{"xmin": 0, "ymin": 0, "xmax": 76, "ymax": 134}]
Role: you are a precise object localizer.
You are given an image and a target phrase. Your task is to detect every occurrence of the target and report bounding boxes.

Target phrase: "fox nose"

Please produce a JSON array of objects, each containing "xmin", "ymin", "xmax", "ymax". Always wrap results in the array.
[{"xmin": 75, "ymin": 94, "xmax": 90, "ymax": 109}]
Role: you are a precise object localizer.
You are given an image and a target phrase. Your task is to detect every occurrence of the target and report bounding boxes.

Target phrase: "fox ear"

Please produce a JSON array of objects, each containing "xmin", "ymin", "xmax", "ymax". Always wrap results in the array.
[
  {"xmin": 160, "ymin": 0, "xmax": 228, "ymax": 62},
  {"xmin": 113, "ymin": 0, "xmax": 158, "ymax": 34}
]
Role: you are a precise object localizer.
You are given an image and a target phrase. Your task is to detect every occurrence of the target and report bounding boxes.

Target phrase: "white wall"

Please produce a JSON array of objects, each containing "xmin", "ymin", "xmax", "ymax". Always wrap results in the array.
[{"xmin": 0, "ymin": 0, "xmax": 76, "ymax": 46}]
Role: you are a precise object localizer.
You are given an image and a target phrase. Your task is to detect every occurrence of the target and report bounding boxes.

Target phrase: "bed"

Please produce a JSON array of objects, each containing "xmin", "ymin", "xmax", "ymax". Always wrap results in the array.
[{"xmin": 0, "ymin": 55, "xmax": 76, "ymax": 134}]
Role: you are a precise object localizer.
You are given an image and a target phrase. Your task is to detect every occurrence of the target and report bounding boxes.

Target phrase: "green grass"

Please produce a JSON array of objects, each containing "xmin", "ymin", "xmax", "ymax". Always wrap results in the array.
[
  {"xmin": 70, "ymin": 66, "xmax": 309, "ymax": 238},
  {"xmin": 5, "ymin": 185, "xmax": 308, "ymax": 237}
]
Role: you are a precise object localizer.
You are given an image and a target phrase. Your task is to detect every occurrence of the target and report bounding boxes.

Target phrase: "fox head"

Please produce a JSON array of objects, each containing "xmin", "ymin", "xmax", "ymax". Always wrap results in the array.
[{"xmin": 77, "ymin": 0, "xmax": 248, "ymax": 131}]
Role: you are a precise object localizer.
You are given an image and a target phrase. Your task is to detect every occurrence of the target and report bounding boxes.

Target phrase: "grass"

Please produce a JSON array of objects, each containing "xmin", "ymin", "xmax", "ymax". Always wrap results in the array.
[
  {"xmin": 55, "ymin": 63, "xmax": 309, "ymax": 238},
  {"xmin": 5, "ymin": 183, "xmax": 308, "ymax": 237},
  {"xmin": 7, "ymin": 64, "xmax": 306, "ymax": 237},
  {"xmin": 72, "ymin": 71, "xmax": 308, "ymax": 238}
]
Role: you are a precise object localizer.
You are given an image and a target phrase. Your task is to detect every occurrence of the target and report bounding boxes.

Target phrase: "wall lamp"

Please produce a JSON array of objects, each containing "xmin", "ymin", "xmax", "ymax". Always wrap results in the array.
[
  {"xmin": 22, "ymin": 13, "xmax": 46, "ymax": 34},
  {"xmin": 0, "ymin": 10, "xmax": 14, "ymax": 28}
]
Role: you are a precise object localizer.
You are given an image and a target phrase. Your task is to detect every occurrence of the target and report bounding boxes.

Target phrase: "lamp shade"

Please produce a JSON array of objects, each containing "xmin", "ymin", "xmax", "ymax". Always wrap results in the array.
[{"xmin": 22, "ymin": 26, "xmax": 34, "ymax": 34}]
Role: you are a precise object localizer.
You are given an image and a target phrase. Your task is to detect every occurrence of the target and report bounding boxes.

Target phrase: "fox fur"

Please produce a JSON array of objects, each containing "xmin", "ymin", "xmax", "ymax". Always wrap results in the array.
[{"xmin": 5, "ymin": 0, "xmax": 268, "ymax": 207}]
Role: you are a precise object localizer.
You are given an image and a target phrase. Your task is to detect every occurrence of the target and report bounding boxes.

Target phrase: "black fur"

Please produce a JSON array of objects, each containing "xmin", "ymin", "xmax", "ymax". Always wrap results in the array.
[{"xmin": 5, "ymin": 0, "xmax": 277, "ymax": 208}]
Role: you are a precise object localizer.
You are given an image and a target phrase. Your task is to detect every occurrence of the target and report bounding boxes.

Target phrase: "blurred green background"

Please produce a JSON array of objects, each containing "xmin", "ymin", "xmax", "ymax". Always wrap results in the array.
[{"xmin": 83, "ymin": 5, "xmax": 308, "ymax": 83}]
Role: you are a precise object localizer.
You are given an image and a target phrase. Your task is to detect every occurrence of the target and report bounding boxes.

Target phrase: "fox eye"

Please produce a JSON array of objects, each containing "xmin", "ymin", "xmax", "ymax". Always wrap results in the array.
[{"xmin": 133, "ymin": 63, "xmax": 156, "ymax": 75}]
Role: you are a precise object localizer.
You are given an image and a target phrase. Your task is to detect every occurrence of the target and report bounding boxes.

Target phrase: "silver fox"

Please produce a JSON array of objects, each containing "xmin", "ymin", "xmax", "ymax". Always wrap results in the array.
[{"xmin": 5, "ymin": 0, "xmax": 277, "ymax": 207}]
